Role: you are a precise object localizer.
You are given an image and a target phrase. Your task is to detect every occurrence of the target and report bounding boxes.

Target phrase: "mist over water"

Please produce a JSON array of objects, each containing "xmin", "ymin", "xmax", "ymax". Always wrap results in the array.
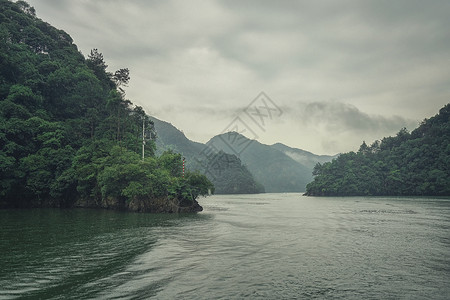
[{"xmin": 1, "ymin": 194, "xmax": 449, "ymax": 299}]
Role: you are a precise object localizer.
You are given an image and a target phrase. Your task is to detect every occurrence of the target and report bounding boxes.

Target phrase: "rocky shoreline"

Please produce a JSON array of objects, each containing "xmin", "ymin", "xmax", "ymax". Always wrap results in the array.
[{"xmin": 74, "ymin": 196, "xmax": 203, "ymax": 213}]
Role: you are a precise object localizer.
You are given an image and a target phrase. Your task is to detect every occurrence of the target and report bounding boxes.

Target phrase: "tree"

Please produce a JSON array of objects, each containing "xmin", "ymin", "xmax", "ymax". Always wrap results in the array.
[
  {"xmin": 113, "ymin": 68, "xmax": 130, "ymax": 94},
  {"xmin": 358, "ymin": 141, "xmax": 369, "ymax": 155},
  {"xmin": 158, "ymin": 150, "xmax": 183, "ymax": 177},
  {"xmin": 16, "ymin": 1, "xmax": 36, "ymax": 17},
  {"xmin": 0, "ymin": 1, "xmax": 213, "ymax": 210},
  {"xmin": 87, "ymin": 48, "xmax": 107, "ymax": 71},
  {"xmin": 305, "ymin": 104, "xmax": 450, "ymax": 197}
]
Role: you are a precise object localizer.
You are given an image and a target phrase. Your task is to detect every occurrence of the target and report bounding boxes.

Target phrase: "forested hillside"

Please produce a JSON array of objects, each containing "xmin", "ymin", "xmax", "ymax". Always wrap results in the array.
[
  {"xmin": 149, "ymin": 116, "xmax": 204, "ymax": 159},
  {"xmin": 0, "ymin": 0, "xmax": 212, "ymax": 211},
  {"xmin": 305, "ymin": 104, "xmax": 450, "ymax": 196}
]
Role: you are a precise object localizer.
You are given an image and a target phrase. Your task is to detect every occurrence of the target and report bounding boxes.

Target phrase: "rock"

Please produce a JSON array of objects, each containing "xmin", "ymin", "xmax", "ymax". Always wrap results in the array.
[
  {"xmin": 127, "ymin": 197, "xmax": 203, "ymax": 213},
  {"xmin": 75, "ymin": 195, "xmax": 203, "ymax": 213}
]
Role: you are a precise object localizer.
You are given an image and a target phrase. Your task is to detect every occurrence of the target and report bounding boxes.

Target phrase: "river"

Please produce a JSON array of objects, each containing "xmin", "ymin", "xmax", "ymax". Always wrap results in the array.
[{"xmin": 1, "ymin": 194, "xmax": 449, "ymax": 299}]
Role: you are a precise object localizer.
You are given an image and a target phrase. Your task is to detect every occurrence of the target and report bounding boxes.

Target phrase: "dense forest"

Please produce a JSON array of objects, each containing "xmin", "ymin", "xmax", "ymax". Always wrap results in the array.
[
  {"xmin": 0, "ymin": 0, "xmax": 213, "ymax": 211},
  {"xmin": 197, "ymin": 150, "xmax": 265, "ymax": 194},
  {"xmin": 305, "ymin": 104, "xmax": 450, "ymax": 196}
]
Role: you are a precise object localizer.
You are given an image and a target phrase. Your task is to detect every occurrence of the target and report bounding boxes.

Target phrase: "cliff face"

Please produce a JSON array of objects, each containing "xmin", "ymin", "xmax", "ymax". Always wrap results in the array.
[{"xmin": 75, "ymin": 196, "xmax": 203, "ymax": 213}]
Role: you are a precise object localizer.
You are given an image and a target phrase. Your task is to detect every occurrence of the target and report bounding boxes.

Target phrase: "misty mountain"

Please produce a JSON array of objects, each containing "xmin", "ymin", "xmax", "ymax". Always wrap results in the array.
[
  {"xmin": 150, "ymin": 117, "xmax": 337, "ymax": 193},
  {"xmin": 207, "ymin": 132, "xmax": 335, "ymax": 193},
  {"xmin": 271, "ymin": 143, "xmax": 339, "ymax": 170},
  {"xmin": 149, "ymin": 117, "xmax": 264, "ymax": 194},
  {"xmin": 149, "ymin": 116, "xmax": 204, "ymax": 160}
]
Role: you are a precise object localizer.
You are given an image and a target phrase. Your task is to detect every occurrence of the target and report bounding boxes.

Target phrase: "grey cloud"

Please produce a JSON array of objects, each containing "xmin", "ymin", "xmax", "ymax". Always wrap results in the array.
[
  {"xmin": 216, "ymin": 0, "xmax": 450, "ymax": 73},
  {"xmin": 148, "ymin": 104, "xmax": 242, "ymax": 119},
  {"xmin": 296, "ymin": 101, "xmax": 417, "ymax": 133},
  {"xmin": 26, "ymin": 0, "xmax": 450, "ymax": 154}
]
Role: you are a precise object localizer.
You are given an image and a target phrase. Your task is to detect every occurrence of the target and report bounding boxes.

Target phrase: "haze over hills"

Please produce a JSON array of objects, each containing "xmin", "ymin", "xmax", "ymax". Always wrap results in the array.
[
  {"xmin": 149, "ymin": 116, "xmax": 264, "ymax": 194},
  {"xmin": 207, "ymin": 132, "xmax": 336, "ymax": 192},
  {"xmin": 150, "ymin": 116, "xmax": 336, "ymax": 193},
  {"xmin": 268, "ymin": 143, "xmax": 338, "ymax": 170}
]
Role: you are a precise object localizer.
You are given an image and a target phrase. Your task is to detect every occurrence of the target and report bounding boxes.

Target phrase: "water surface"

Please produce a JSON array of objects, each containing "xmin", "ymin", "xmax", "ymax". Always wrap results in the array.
[{"xmin": 1, "ymin": 194, "xmax": 449, "ymax": 299}]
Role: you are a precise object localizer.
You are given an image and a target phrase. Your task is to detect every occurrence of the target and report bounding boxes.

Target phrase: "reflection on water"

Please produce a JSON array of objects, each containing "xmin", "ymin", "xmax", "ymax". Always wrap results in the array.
[{"xmin": 1, "ymin": 195, "xmax": 449, "ymax": 299}]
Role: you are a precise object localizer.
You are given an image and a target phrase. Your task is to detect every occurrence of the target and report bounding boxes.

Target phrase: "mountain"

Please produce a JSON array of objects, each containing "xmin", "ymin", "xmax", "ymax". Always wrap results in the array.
[
  {"xmin": 149, "ymin": 116, "xmax": 264, "ymax": 194},
  {"xmin": 207, "ymin": 132, "xmax": 335, "ymax": 192},
  {"xmin": 150, "ymin": 116, "xmax": 337, "ymax": 193},
  {"xmin": 149, "ymin": 116, "xmax": 204, "ymax": 159},
  {"xmin": 202, "ymin": 150, "xmax": 265, "ymax": 194},
  {"xmin": 305, "ymin": 104, "xmax": 450, "ymax": 196}
]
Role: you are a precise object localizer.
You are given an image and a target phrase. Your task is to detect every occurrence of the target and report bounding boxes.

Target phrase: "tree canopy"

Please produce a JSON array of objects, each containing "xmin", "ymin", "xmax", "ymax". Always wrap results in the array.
[
  {"xmin": 0, "ymin": 0, "xmax": 213, "ymax": 209},
  {"xmin": 305, "ymin": 104, "xmax": 450, "ymax": 196}
]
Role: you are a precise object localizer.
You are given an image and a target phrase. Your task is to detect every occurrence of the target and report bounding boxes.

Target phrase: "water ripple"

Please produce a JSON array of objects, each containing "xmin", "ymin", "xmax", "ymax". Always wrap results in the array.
[{"xmin": 1, "ymin": 197, "xmax": 449, "ymax": 299}]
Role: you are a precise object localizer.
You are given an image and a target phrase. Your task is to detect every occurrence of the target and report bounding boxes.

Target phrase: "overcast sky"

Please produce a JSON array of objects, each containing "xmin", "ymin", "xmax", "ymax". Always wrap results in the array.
[{"xmin": 27, "ymin": 0, "xmax": 450, "ymax": 155}]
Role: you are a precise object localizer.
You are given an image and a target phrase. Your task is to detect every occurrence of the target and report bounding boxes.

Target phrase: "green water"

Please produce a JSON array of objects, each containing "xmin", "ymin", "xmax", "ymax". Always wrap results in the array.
[{"xmin": 1, "ymin": 194, "xmax": 449, "ymax": 299}]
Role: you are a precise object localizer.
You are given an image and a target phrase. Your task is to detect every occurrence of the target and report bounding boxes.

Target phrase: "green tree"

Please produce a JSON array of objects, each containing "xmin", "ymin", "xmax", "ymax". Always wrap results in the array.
[
  {"xmin": 305, "ymin": 104, "xmax": 450, "ymax": 197},
  {"xmin": 0, "ymin": 0, "xmax": 212, "ymax": 210}
]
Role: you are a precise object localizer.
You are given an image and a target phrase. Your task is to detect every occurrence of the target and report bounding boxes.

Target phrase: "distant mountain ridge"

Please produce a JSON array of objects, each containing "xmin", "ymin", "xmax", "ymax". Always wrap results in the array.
[
  {"xmin": 271, "ymin": 143, "xmax": 339, "ymax": 170},
  {"xmin": 207, "ymin": 132, "xmax": 336, "ymax": 192},
  {"xmin": 149, "ymin": 116, "xmax": 264, "ymax": 194},
  {"xmin": 150, "ymin": 117, "xmax": 336, "ymax": 193}
]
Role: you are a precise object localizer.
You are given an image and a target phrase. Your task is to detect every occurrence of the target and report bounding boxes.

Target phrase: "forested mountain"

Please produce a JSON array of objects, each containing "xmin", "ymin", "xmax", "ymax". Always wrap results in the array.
[
  {"xmin": 0, "ymin": 0, "xmax": 212, "ymax": 211},
  {"xmin": 207, "ymin": 132, "xmax": 335, "ymax": 192},
  {"xmin": 305, "ymin": 104, "xmax": 450, "ymax": 196},
  {"xmin": 150, "ymin": 116, "xmax": 204, "ymax": 159},
  {"xmin": 201, "ymin": 150, "xmax": 265, "ymax": 194},
  {"xmin": 149, "ymin": 116, "xmax": 264, "ymax": 194}
]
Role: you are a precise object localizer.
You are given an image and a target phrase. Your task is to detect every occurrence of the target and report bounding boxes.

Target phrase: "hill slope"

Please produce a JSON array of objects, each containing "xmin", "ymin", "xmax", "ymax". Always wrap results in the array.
[
  {"xmin": 149, "ymin": 116, "xmax": 204, "ymax": 159},
  {"xmin": 305, "ymin": 104, "xmax": 450, "ymax": 196}
]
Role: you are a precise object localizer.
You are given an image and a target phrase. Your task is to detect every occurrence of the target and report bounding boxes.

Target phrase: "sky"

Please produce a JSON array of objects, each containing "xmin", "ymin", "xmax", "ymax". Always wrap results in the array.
[{"xmin": 26, "ymin": 0, "xmax": 450, "ymax": 155}]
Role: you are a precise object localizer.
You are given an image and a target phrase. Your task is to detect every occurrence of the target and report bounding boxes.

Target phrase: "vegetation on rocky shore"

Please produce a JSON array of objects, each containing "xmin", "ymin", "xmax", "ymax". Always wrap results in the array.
[{"xmin": 0, "ymin": 0, "xmax": 213, "ymax": 211}]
